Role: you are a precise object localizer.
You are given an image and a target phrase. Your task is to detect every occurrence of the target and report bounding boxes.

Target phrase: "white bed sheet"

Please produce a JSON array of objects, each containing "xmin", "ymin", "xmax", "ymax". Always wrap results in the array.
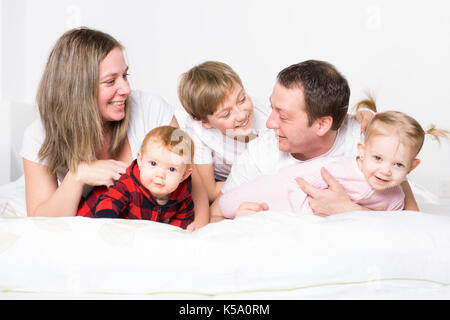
[{"xmin": 0, "ymin": 176, "xmax": 449, "ymax": 299}]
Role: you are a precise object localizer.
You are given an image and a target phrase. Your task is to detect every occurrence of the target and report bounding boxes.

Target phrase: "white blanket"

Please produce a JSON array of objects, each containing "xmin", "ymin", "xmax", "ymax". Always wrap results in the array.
[
  {"xmin": 0, "ymin": 177, "xmax": 449, "ymax": 299},
  {"xmin": 1, "ymin": 211, "xmax": 450, "ymax": 298}
]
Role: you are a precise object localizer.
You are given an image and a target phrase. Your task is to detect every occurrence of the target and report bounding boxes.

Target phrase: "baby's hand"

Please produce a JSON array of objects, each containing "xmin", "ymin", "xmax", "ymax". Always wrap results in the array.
[
  {"xmin": 186, "ymin": 222, "xmax": 196, "ymax": 232},
  {"xmin": 186, "ymin": 219, "xmax": 208, "ymax": 232},
  {"xmin": 235, "ymin": 202, "xmax": 269, "ymax": 217}
]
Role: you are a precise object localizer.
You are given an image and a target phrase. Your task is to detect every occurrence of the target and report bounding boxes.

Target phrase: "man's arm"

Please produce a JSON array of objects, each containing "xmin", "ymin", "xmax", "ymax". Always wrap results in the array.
[
  {"xmin": 295, "ymin": 167, "xmax": 367, "ymax": 217},
  {"xmin": 296, "ymin": 167, "xmax": 418, "ymax": 216}
]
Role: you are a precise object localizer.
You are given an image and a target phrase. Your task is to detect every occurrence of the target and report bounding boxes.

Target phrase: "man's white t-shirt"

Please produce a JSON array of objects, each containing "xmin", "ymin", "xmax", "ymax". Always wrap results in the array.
[
  {"xmin": 222, "ymin": 115, "xmax": 362, "ymax": 193},
  {"xmin": 184, "ymin": 97, "xmax": 270, "ymax": 181},
  {"xmin": 20, "ymin": 90, "xmax": 174, "ymax": 185}
]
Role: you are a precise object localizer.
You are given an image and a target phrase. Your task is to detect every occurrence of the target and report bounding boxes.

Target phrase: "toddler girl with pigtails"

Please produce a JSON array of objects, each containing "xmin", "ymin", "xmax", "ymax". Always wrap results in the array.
[{"xmin": 219, "ymin": 97, "xmax": 449, "ymax": 217}]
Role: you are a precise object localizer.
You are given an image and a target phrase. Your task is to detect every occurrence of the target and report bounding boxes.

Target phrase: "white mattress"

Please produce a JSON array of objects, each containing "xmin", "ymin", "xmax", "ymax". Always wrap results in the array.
[{"xmin": 0, "ymin": 177, "xmax": 449, "ymax": 299}]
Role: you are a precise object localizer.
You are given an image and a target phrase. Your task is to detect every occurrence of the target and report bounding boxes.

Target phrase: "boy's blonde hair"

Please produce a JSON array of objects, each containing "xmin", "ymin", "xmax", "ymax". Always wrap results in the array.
[
  {"xmin": 178, "ymin": 61, "xmax": 244, "ymax": 121},
  {"xmin": 356, "ymin": 97, "xmax": 449, "ymax": 157},
  {"xmin": 140, "ymin": 126, "xmax": 195, "ymax": 165}
]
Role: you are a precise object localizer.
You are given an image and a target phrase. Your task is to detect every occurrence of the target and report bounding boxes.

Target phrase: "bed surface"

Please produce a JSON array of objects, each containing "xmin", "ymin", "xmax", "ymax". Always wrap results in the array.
[{"xmin": 0, "ymin": 177, "xmax": 449, "ymax": 299}]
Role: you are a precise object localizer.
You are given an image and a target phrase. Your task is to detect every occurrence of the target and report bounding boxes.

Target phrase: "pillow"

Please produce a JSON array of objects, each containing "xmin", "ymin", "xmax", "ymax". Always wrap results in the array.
[{"xmin": 0, "ymin": 176, "xmax": 26, "ymax": 217}]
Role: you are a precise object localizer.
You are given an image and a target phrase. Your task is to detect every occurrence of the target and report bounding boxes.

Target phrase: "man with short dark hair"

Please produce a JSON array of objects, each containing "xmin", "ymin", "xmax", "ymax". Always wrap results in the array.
[{"xmin": 210, "ymin": 60, "xmax": 418, "ymax": 219}]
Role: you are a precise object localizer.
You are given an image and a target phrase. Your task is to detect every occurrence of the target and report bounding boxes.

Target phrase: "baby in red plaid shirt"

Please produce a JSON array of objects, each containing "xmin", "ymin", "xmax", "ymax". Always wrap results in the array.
[{"xmin": 80, "ymin": 126, "xmax": 207, "ymax": 231}]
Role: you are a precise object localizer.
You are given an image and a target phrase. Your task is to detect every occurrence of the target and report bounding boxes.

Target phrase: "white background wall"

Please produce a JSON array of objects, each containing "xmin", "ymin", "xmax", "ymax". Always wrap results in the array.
[{"xmin": 1, "ymin": 0, "xmax": 449, "ymax": 196}]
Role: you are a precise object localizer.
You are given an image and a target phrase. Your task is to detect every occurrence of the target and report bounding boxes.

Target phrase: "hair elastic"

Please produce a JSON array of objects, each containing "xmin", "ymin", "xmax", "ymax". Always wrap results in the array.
[{"xmin": 357, "ymin": 107, "xmax": 377, "ymax": 115}]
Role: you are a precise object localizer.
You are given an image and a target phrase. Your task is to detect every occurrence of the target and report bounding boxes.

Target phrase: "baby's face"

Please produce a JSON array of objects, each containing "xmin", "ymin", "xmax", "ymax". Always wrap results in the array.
[
  {"xmin": 203, "ymin": 84, "xmax": 255, "ymax": 137},
  {"xmin": 357, "ymin": 135, "xmax": 417, "ymax": 191},
  {"xmin": 137, "ymin": 143, "xmax": 191, "ymax": 200}
]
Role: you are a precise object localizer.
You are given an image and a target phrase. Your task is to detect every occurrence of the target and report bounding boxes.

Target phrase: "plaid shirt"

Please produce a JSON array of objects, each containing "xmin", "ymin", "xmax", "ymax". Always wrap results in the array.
[{"xmin": 77, "ymin": 160, "xmax": 194, "ymax": 229}]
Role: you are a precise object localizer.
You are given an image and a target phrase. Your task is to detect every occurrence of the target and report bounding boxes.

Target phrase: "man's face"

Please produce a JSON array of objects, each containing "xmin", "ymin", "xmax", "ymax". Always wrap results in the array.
[{"xmin": 266, "ymin": 82, "xmax": 318, "ymax": 158}]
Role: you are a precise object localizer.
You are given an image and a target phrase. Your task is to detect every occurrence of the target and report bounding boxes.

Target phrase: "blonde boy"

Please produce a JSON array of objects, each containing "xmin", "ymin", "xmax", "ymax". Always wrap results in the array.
[{"xmin": 178, "ymin": 61, "xmax": 271, "ymax": 202}]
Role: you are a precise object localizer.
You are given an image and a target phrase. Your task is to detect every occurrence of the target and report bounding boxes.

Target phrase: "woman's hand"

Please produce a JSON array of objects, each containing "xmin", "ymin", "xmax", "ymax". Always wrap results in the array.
[
  {"xmin": 75, "ymin": 160, "xmax": 128, "ymax": 187},
  {"xmin": 23, "ymin": 158, "xmax": 127, "ymax": 217}
]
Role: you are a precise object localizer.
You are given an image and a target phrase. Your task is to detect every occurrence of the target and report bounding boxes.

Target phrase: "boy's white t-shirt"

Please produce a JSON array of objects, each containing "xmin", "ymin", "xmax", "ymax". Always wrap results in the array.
[
  {"xmin": 222, "ymin": 115, "xmax": 362, "ymax": 193},
  {"xmin": 20, "ymin": 90, "xmax": 174, "ymax": 185},
  {"xmin": 184, "ymin": 97, "xmax": 271, "ymax": 181}
]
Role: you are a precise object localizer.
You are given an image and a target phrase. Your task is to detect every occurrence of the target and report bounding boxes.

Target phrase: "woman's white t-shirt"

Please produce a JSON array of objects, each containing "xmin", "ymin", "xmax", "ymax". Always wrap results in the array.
[
  {"xmin": 183, "ymin": 97, "xmax": 271, "ymax": 181},
  {"xmin": 20, "ymin": 90, "xmax": 174, "ymax": 185}
]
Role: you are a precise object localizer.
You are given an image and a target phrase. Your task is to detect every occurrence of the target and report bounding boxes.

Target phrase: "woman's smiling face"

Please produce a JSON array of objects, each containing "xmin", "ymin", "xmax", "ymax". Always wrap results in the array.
[{"xmin": 97, "ymin": 47, "xmax": 131, "ymax": 123}]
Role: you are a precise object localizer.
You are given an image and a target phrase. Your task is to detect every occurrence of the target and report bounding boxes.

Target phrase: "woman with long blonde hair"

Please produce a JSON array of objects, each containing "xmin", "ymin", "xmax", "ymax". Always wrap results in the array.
[{"xmin": 21, "ymin": 27, "xmax": 208, "ymax": 221}]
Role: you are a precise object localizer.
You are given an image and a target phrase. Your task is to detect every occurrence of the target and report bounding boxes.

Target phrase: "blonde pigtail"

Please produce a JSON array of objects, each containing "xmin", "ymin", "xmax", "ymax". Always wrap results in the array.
[
  {"xmin": 424, "ymin": 125, "xmax": 450, "ymax": 144},
  {"xmin": 353, "ymin": 94, "xmax": 378, "ymax": 114}
]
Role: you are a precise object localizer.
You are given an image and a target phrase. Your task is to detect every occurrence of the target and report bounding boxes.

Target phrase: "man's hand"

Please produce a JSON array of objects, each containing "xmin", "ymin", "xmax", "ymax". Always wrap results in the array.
[{"xmin": 295, "ymin": 167, "xmax": 364, "ymax": 217}]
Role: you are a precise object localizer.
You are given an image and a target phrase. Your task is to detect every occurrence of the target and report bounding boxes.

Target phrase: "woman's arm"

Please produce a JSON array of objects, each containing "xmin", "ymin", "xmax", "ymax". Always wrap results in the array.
[
  {"xmin": 23, "ymin": 159, "xmax": 84, "ymax": 217},
  {"xmin": 23, "ymin": 158, "xmax": 128, "ymax": 217}
]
